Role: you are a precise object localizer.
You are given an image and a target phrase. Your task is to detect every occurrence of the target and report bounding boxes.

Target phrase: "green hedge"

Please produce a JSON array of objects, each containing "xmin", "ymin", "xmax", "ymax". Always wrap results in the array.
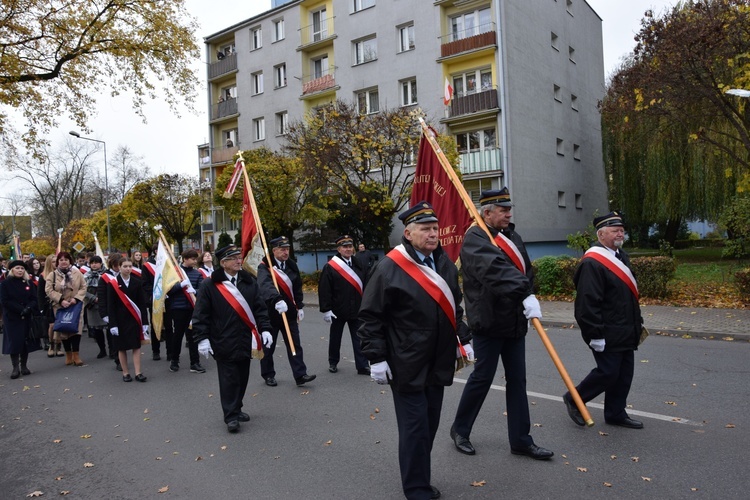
[
  {"xmin": 532, "ymin": 255, "xmax": 577, "ymax": 296},
  {"xmin": 735, "ymin": 268, "xmax": 750, "ymax": 302},
  {"xmin": 630, "ymin": 256, "xmax": 676, "ymax": 298},
  {"xmin": 673, "ymin": 238, "xmax": 725, "ymax": 249}
]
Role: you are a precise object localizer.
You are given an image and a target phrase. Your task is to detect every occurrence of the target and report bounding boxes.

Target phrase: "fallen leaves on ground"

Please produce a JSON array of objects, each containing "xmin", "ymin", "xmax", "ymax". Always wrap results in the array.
[
  {"xmin": 324, "ymin": 440, "xmax": 332, "ymax": 446},
  {"xmin": 631, "ymin": 457, "xmax": 640, "ymax": 462},
  {"xmin": 726, "ymin": 423, "xmax": 736, "ymax": 428},
  {"xmin": 27, "ymin": 491, "xmax": 43, "ymax": 497},
  {"xmin": 470, "ymin": 480, "xmax": 486, "ymax": 487},
  {"xmin": 642, "ymin": 477, "xmax": 652, "ymax": 482},
  {"xmin": 80, "ymin": 434, "xmax": 91, "ymax": 439},
  {"xmin": 83, "ymin": 463, "xmax": 94, "ymax": 468},
  {"xmin": 158, "ymin": 486, "xmax": 169, "ymax": 493},
  {"xmin": 598, "ymin": 431, "xmax": 609, "ymax": 436},
  {"xmin": 577, "ymin": 467, "xmax": 588, "ymax": 472},
  {"xmin": 603, "ymin": 482, "xmax": 612, "ymax": 487},
  {"xmin": 60, "ymin": 491, "xmax": 70, "ymax": 496}
]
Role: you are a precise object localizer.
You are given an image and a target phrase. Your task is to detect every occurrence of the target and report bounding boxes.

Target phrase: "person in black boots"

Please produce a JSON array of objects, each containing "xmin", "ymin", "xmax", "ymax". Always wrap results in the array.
[
  {"xmin": 166, "ymin": 249, "xmax": 203, "ymax": 374},
  {"xmin": 99, "ymin": 253, "xmax": 122, "ymax": 370},
  {"xmin": 83, "ymin": 256, "xmax": 109, "ymax": 358},
  {"xmin": 1, "ymin": 260, "xmax": 40, "ymax": 378}
]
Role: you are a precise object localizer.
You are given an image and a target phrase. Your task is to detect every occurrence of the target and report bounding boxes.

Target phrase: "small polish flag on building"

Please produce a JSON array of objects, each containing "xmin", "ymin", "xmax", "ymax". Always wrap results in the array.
[{"xmin": 443, "ymin": 77, "xmax": 454, "ymax": 105}]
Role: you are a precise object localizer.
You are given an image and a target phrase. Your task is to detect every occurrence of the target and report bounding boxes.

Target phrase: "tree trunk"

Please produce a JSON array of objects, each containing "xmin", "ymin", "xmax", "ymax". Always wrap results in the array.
[{"xmin": 663, "ymin": 217, "xmax": 682, "ymax": 246}]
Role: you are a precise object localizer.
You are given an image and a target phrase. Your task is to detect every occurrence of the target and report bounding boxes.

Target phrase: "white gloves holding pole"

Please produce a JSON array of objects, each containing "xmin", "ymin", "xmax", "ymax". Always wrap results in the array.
[
  {"xmin": 275, "ymin": 300, "xmax": 288, "ymax": 313},
  {"xmin": 522, "ymin": 294, "xmax": 542, "ymax": 320},
  {"xmin": 323, "ymin": 311, "xmax": 337, "ymax": 323},
  {"xmin": 370, "ymin": 361, "xmax": 392, "ymax": 385},
  {"xmin": 198, "ymin": 339, "xmax": 214, "ymax": 358}
]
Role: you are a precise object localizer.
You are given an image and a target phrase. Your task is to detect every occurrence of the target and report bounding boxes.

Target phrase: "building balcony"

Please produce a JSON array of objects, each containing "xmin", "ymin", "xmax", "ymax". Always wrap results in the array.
[
  {"xmin": 208, "ymin": 53, "xmax": 237, "ymax": 80},
  {"xmin": 440, "ymin": 25, "xmax": 496, "ymax": 59},
  {"xmin": 459, "ymin": 148, "xmax": 503, "ymax": 175},
  {"xmin": 445, "ymin": 87, "xmax": 499, "ymax": 120},
  {"xmin": 210, "ymin": 97, "xmax": 238, "ymax": 121},
  {"xmin": 298, "ymin": 17, "xmax": 336, "ymax": 50},
  {"xmin": 301, "ymin": 68, "xmax": 338, "ymax": 97},
  {"xmin": 211, "ymin": 144, "xmax": 239, "ymax": 164}
]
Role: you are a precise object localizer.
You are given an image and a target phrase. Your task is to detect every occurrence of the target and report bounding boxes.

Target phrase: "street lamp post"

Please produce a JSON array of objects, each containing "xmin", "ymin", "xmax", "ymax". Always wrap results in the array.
[{"xmin": 69, "ymin": 131, "xmax": 111, "ymax": 254}]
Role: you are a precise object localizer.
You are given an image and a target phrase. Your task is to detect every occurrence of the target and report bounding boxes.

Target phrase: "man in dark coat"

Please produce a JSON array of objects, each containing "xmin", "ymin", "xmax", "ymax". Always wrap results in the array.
[
  {"xmin": 565, "ymin": 211, "xmax": 644, "ymax": 429},
  {"xmin": 166, "ymin": 249, "xmax": 204, "ymax": 374},
  {"xmin": 449, "ymin": 188, "xmax": 554, "ymax": 461},
  {"xmin": 359, "ymin": 202, "xmax": 473, "ymax": 500},
  {"xmin": 1, "ymin": 260, "xmax": 39, "ymax": 378},
  {"xmin": 192, "ymin": 245, "xmax": 273, "ymax": 433},
  {"xmin": 319, "ymin": 234, "xmax": 369, "ymax": 375},
  {"xmin": 354, "ymin": 243, "xmax": 376, "ymax": 272},
  {"xmin": 257, "ymin": 236, "xmax": 315, "ymax": 387}
]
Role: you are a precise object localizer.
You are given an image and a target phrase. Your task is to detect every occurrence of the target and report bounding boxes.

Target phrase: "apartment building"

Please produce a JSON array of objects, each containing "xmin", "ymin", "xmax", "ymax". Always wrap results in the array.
[{"xmin": 198, "ymin": 0, "xmax": 608, "ymax": 259}]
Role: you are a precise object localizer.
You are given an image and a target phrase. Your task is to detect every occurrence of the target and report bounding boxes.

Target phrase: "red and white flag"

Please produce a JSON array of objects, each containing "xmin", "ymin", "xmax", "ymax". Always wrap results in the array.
[
  {"xmin": 241, "ymin": 173, "xmax": 266, "ymax": 277},
  {"xmin": 443, "ymin": 77, "xmax": 454, "ymax": 105},
  {"xmin": 223, "ymin": 158, "xmax": 244, "ymax": 198}
]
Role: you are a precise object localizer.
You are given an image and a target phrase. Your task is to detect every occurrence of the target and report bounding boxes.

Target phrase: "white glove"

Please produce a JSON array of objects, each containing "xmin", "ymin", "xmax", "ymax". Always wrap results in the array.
[
  {"xmin": 522, "ymin": 294, "xmax": 542, "ymax": 320},
  {"xmin": 262, "ymin": 331, "xmax": 273, "ymax": 348},
  {"xmin": 180, "ymin": 278, "xmax": 191, "ymax": 288},
  {"xmin": 297, "ymin": 309, "xmax": 304, "ymax": 322},
  {"xmin": 103, "ymin": 316, "xmax": 109, "ymax": 324},
  {"xmin": 198, "ymin": 339, "xmax": 213, "ymax": 359},
  {"xmin": 323, "ymin": 311, "xmax": 337, "ymax": 323},
  {"xmin": 589, "ymin": 338, "xmax": 605, "ymax": 352},
  {"xmin": 185, "ymin": 286, "xmax": 196, "ymax": 295},
  {"xmin": 274, "ymin": 300, "xmax": 288, "ymax": 313},
  {"xmin": 142, "ymin": 325, "xmax": 150, "ymax": 341},
  {"xmin": 370, "ymin": 361, "xmax": 392, "ymax": 384},
  {"xmin": 110, "ymin": 327, "xmax": 119, "ymax": 336},
  {"xmin": 458, "ymin": 343, "xmax": 475, "ymax": 362}
]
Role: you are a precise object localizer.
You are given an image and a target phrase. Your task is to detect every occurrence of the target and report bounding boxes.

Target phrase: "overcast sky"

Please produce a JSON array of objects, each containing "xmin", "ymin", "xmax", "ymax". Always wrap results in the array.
[{"xmin": 2, "ymin": 0, "xmax": 676, "ymax": 212}]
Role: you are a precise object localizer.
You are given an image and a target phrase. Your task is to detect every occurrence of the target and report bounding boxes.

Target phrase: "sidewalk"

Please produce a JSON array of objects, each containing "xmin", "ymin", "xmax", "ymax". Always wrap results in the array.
[{"xmin": 303, "ymin": 292, "xmax": 749, "ymax": 340}]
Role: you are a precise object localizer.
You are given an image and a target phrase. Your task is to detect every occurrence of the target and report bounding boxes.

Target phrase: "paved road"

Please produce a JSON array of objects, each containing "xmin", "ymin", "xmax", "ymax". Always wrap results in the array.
[{"xmin": 1, "ymin": 312, "xmax": 748, "ymax": 499}]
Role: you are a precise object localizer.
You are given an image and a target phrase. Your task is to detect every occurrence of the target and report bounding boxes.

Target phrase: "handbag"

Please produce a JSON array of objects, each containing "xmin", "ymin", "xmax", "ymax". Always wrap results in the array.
[
  {"xmin": 29, "ymin": 314, "xmax": 48, "ymax": 341},
  {"xmin": 53, "ymin": 301, "xmax": 83, "ymax": 333}
]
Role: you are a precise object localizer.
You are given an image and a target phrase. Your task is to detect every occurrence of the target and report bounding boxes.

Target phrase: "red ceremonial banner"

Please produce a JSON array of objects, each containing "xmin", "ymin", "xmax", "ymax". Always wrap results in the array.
[{"xmin": 410, "ymin": 131, "xmax": 472, "ymax": 262}]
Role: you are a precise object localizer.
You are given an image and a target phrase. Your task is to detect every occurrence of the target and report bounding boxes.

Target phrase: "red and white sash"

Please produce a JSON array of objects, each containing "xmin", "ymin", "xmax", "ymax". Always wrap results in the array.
[
  {"xmin": 582, "ymin": 247, "xmax": 639, "ymax": 299},
  {"xmin": 272, "ymin": 265, "xmax": 297, "ymax": 309},
  {"xmin": 493, "ymin": 231, "xmax": 526, "ymax": 274},
  {"xmin": 329, "ymin": 256, "xmax": 363, "ymax": 295},
  {"xmin": 78, "ymin": 264, "xmax": 91, "ymax": 275},
  {"xmin": 215, "ymin": 281, "xmax": 262, "ymax": 351},
  {"xmin": 130, "ymin": 267, "xmax": 142, "ymax": 278},
  {"xmin": 32, "ymin": 275, "xmax": 39, "ymax": 286},
  {"xmin": 108, "ymin": 276, "xmax": 145, "ymax": 336},
  {"xmin": 143, "ymin": 262, "xmax": 156, "ymax": 277},
  {"xmin": 198, "ymin": 267, "xmax": 212, "ymax": 279}
]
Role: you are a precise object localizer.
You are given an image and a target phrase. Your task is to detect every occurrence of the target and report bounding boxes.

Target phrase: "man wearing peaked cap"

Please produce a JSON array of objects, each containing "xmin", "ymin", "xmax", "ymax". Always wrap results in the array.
[
  {"xmin": 269, "ymin": 236, "xmax": 290, "ymax": 248},
  {"xmin": 319, "ymin": 234, "xmax": 369, "ymax": 375},
  {"xmin": 450, "ymin": 187, "xmax": 554, "ymax": 461},
  {"xmin": 567, "ymin": 211, "xmax": 645, "ymax": 430}
]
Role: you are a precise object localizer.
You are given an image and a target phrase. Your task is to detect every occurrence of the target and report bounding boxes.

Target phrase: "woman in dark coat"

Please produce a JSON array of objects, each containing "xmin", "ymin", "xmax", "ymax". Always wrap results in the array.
[
  {"xmin": 1, "ymin": 260, "xmax": 39, "ymax": 379},
  {"xmin": 106, "ymin": 257, "xmax": 149, "ymax": 382}
]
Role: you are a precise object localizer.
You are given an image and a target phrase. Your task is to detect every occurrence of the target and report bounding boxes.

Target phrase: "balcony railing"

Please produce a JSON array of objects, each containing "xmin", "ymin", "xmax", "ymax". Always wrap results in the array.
[
  {"xmin": 210, "ymin": 97, "xmax": 238, "ymax": 121},
  {"xmin": 447, "ymin": 86, "xmax": 499, "ymax": 118},
  {"xmin": 208, "ymin": 53, "xmax": 237, "ymax": 80},
  {"xmin": 459, "ymin": 148, "xmax": 503, "ymax": 175},
  {"xmin": 211, "ymin": 144, "xmax": 239, "ymax": 164},
  {"xmin": 301, "ymin": 67, "xmax": 337, "ymax": 95},
  {"xmin": 298, "ymin": 16, "xmax": 336, "ymax": 48},
  {"xmin": 440, "ymin": 25, "xmax": 496, "ymax": 58}
]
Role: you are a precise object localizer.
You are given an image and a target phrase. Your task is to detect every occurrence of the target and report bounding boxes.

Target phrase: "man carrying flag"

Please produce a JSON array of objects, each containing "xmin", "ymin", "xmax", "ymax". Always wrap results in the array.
[{"xmin": 151, "ymin": 240, "xmax": 181, "ymax": 363}]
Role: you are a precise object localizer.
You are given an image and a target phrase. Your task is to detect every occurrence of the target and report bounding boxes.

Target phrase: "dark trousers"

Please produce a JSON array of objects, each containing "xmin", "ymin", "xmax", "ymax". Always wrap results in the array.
[
  {"xmin": 453, "ymin": 335, "xmax": 533, "ymax": 449},
  {"xmin": 92, "ymin": 327, "xmax": 106, "ymax": 355},
  {"xmin": 169, "ymin": 309, "xmax": 199, "ymax": 366},
  {"xmin": 392, "ymin": 386, "xmax": 444, "ymax": 500},
  {"xmin": 161, "ymin": 309, "xmax": 174, "ymax": 359},
  {"xmin": 576, "ymin": 349, "xmax": 635, "ymax": 421},
  {"xmin": 328, "ymin": 316, "xmax": 368, "ymax": 371},
  {"xmin": 145, "ymin": 308, "xmax": 161, "ymax": 355},
  {"xmin": 215, "ymin": 357, "xmax": 251, "ymax": 423},
  {"xmin": 260, "ymin": 317, "xmax": 307, "ymax": 380}
]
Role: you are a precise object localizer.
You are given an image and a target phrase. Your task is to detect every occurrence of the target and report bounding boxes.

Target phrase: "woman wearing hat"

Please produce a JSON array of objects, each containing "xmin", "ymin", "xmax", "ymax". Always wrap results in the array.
[
  {"xmin": 45, "ymin": 252, "xmax": 87, "ymax": 366},
  {"xmin": 1, "ymin": 260, "xmax": 39, "ymax": 378}
]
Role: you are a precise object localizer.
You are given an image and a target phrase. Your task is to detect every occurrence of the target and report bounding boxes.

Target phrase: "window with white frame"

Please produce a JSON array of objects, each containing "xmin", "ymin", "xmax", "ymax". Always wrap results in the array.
[
  {"xmin": 274, "ymin": 64, "xmax": 287, "ymax": 88},
  {"xmin": 452, "ymin": 68, "xmax": 492, "ymax": 97},
  {"xmin": 312, "ymin": 8, "xmax": 328, "ymax": 42},
  {"xmin": 221, "ymin": 85, "xmax": 236, "ymax": 100},
  {"xmin": 353, "ymin": 0, "xmax": 375, "ymax": 12},
  {"xmin": 251, "ymin": 27, "xmax": 262, "ymax": 50},
  {"xmin": 450, "ymin": 7, "xmax": 492, "ymax": 41},
  {"xmin": 273, "ymin": 18, "xmax": 285, "ymax": 41},
  {"xmin": 252, "ymin": 72, "xmax": 264, "ymax": 95},
  {"xmin": 276, "ymin": 111, "xmax": 289, "ymax": 135},
  {"xmin": 312, "ymin": 55, "xmax": 329, "ymax": 79},
  {"xmin": 223, "ymin": 128, "xmax": 237, "ymax": 148},
  {"xmin": 465, "ymin": 178, "xmax": 495, "ymax": 205},
  {"xmin": 253, "ymin": 117, "xmax": 265, "ymax": 141},
  {"xmin": 353, "ymin": 36, "xmax": 377, "ymax": 65},
  {"xmin": 401, "ymin": 78, "xmax": 417, "ymax": 106},
  {"xmin": 357, "ymin": 88, "xmax": 379, "ymax": 114},
  {"xmin": 455, "ymin": 128, "xmax": 496, "ymax": 153},
  {"xmin": 398, "ymin": 23, "xmax": 415, "ymax": 52}
]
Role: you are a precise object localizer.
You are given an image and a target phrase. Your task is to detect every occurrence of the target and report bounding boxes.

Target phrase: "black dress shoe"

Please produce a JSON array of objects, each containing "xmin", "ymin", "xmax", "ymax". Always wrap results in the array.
[
  {"xmin": 265, "ymin": 377, "xmax": 277, "ymax": 387},
  {"xmin": 295, "ymin": 374, "xmax": 316, "ymax": 386},
  {"xmin": 122, "ymin": 374, "xmax": 132, "ymax": 382},
  {"xmin": 449, "ymin": 426, "xmax": 476, "ymax": 455},
  {"xmin": 135, "ymin": 374, "xmax": 147, "ymax": 382},
  {"xmin": 563, "ymin": 393, "xmax": 585, "ymax": 426},
  {"xmin": 329, "ymin": 364, "xmax": 338, "ymax": 373},
  {"xmin": 227, "ymin": 420, "xmax": 240, "ymax": 433},
  {"xmin": 606, "ymin": 417, "xmax": 644, "ymax": 429},
  {"xmin": 238, "ymin": 412, "xmax": 250, "ymax": 422},
  {"xmin": 511, "ymin": 444, "xmax": 554, "ymax": 460},
  {"xmin": 430, "ymin": 485, "xmax": 441, "ymax": 499},
  {"xmin": 152, "ymin": 353, "xmax": 161, "ymax": 361},
  {"xmin": 357, "ymin": 368, "xmax": 371, "ymax": 375},
  {"xmin": 97, "ymin": 351, "xmax": 107, "ymax": 359}
]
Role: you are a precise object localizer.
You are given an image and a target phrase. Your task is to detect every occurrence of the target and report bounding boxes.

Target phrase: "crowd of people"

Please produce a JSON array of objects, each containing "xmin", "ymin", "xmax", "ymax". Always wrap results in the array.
[{"xmin": 0, "ymin": 188, "xmax": 645, "ymax": 500}]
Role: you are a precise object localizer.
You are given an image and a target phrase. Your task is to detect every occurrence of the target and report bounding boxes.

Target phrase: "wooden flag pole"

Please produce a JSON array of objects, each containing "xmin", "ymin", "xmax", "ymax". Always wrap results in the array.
[
  {"xmin": 56, "ymin": 228, "xmax": 63, "ymax": 254},
  {"xmin": 417, "ymin": 117, "xmax": 594, "ymax": 427},
  {"xmin": 155, "ymin": 228, "xmax": 196, "ymax": 306}
]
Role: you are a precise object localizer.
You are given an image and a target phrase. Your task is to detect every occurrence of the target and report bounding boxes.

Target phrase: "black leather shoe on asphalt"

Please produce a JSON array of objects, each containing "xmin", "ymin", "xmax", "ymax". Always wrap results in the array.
[
  {"xmin": 152, "ymin": 353, "xmax": 161, "ymax": 361},
  {"xmin": 329, "ymin": 364, "xmax": 338, "ymax": 373},
  {"xmin": 605, "ymin": 417, "xmax": 644, "ymax": 429},
  {"xmin": 563, "ymin": 392, "xmax": 585, "ymax": 426},
  {"xmin": 357, "ymin": 368, "xmax": 371, "ymax": 375},
  {"xmin": 169, "ymin": 362, "xmax": 179, "ymax": 372},
  {"xmin": 430, "ymin": 485, "xmax": 441, "ymax": 499},
  {"xmin": 449, "ymin": 426, "xmax": 476, "ymax": 455},
  {"xmin": 511, "ymin": 444, "xmax": 554, "ymax": 460},
  {"xmin": 227, "ymin": 420, "xmax": 240, "ymax": 433},
  {"xmin": 265, "ymin": 377, "xmax": 277, "ymax": 387},
  {"xmin": 295, "ymin": 374, "xmax": 317, "ymax": 386},
  {"xmin": 238, "ymin": 412, "xmax": 250, "ymax": 422},
  {"xmin": 190, "ymin": 363, "xmax": 206, "ymax": 374}
]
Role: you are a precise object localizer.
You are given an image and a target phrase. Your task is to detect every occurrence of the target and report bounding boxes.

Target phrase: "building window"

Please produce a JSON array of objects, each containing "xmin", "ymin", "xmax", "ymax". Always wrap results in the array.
[
  {"xmin": 252, "ymin": 72, "xmax": 264, "ymax": 95},
  {"xmin": 554, "ymin": 84, "xmax": 561, "ymax": 102},
  {"xmin": 571, "ymin": 94, "xmax": 579, "ymax": 111},
  {"xmin": 569, "ymin": 46, "xmax": 576, "ymax": 63},
  {"xmin": 223, "ymin": 128, "xmax": 237, "ymax": 148},
  {"xmin": 465, "ymin": 178, "xmax": 495, "ymax": 205},
  {"xmin": 276, "ymin": 111, "xmax": 288, "ymax": 136},
  {"xmin": 398, "ymin": 23, "xmax": 415, "ymax": 52},
  {"xmin": 251, "ymin": 27, "xmax": 262, "ymax": 50},
  {"xmin": 450, "ymin": 7, "xmax": 492, "ymax": 41},
  {"xmin": 312, "ymin": 8, "xmax": 328, "ymax": 42},
  {"xmin": 452, "ymin": 68, "xmax": 492, "ymax": 97},
  {"xmin": 551, "ymin": 32, "xmax": 559, "ymax": 51},
  {"xmin": 400, "ymin": 78, "xmax": 417, "ymax": 106},
  {"xmin": 273, "ymin": 18, "xmax": 285, "ymax": 41},
  {"xmin": 574, "ymin": 143, "xmax": 581, "ymax": 160},
  {"xmin": 357, "ymin": 88, "xmax": 379, "ymax": 114},
  {"xmin": 312, "ymin": 55, "xmax": 329, "ymax": 78},
  {"xmin": 575, "ymin": 193, "xmax": 583, "ymax": 209},
  {"xmin": 219, "ymin": 85, "xmax": 236, "ymax": 101},
  {"xmin": 253, "ymin": 118, "xmax": 265, "ymax": 141},
  {"xmin": 566, "ymin": 0, "xmax": 573, "ymax": 16},
  {"xmin": 556, "ymin": 138, "xmax": 564, "ymax": 155},
  {"xmin": 353, "ymin": 0, "xmax": 375, "ymax": 12},
  {"xmin": 274, "ymin": 64, "xmax": 287, "ymax": 88},
  {"xmin": 558, "ymin": 191, "xmax": 566, "ymax": 207},
  {"xmin": 353, "ymin": 36, "xmax": 377, "ymax": 65},
  {"xmin": 456, "ymin": 128, "xmax": 496, "ymax": 153}
]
